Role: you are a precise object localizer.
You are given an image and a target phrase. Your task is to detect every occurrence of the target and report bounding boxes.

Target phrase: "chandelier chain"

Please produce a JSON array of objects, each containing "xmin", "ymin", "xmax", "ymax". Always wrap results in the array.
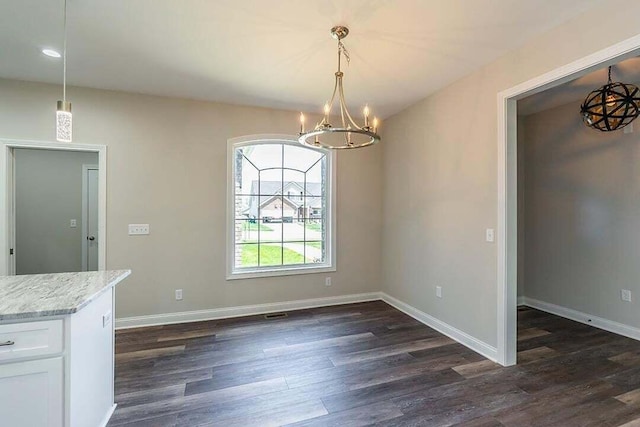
[{"xmin": 338, "ymin": 40, "xmax": 350, "ymax": 66}]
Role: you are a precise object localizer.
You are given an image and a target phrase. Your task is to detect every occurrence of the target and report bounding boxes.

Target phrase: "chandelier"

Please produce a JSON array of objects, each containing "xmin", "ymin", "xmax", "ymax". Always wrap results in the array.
[
  {"xmin": 298, "ymin": 26, "xmax": 380, "ymax": 150},
  {"xmin": 580, "ymin": 66, "xmax": 640, "ymax": 132}
]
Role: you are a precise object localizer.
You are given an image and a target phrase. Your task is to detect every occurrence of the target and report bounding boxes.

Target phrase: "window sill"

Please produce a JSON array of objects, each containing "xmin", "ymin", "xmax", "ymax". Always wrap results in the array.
[{"xmin": 226, "ymin": 264, "xmax": 336, "ymax": 280}]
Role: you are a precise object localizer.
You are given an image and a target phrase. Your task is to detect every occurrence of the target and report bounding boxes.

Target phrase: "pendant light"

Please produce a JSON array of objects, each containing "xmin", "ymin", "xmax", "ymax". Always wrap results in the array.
[
  {"xmin": 56, "ymin": 0, "xmax": 72, "ymax": 142},
  {"xmin": 580, "ymin": 66, "xmax": 640, "ymax": 132},
  {"xmin": 298, "ymin": 26, "xmax": 380, "ymax": 150}
]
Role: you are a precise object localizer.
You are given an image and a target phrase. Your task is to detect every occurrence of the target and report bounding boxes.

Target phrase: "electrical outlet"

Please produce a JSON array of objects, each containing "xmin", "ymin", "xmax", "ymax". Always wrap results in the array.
[
  {"xmin": 175, "ymin": 289, "xmax": 183, "ymax": 301},
  {"xmin": 70, "ymin": 219, "xmax": 77, "ymax": 228},
  {"xmin": 325, "ymin": 277, "xmax": 332, "ymax": 287},
  {"xmin": 621, "ymin": 289, "xmax": 632, "ymax": 302},
  {"xmin": 485, "ymin": 228, "xmax": 495, "ymax": 242},
  {"xmin": 128, "ymin": 224, "xmax": 150, "ymax": 235},
  {"xmin": 436, "ymin": 286, "xmax": 442, "ymax": 298}
]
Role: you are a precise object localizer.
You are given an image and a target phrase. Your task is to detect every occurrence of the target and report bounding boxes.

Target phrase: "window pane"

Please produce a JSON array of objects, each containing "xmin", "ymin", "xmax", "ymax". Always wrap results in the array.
[
  {"xmin": 236, "ymin": 153, "xmax": 259, "ymax": 196},
  {"xmin": 282, "ymin": 241, "xmax": 323, "ymax": 264},
  {"xmin": 244, "ymin": 144, "xmax": 282, "ymax": 170},
  {"xmin": 304, "ymin": 241, "xmax": 324, "ymax": 264},
  {"xmin": 284, "ymin": 144, "xmax": 323, "ymax": 171},
  {"xmin": 236, "ymin": 219, "xmax": 272, "ymax": 244},
  {"xmin": 305, "ymin": 159, "xmax": 325, "ymax": 196},
  {"xmin": 234, "ymin": 196, "xmax": 252, "ymax": 221},
  {"xmin": 257, "ymin": 169, "xmax": 283, "ymax": 196},
  {"xmin": 258, "ymin": 243, "xmax": 283, "ymax": 266},
  {"xmin": 236, "ymin": 243, "xmax": 258, "ymax": 268}
]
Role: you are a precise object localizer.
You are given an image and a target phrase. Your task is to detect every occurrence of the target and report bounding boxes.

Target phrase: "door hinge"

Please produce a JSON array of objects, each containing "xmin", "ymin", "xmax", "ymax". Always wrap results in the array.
[{"xmin": 9, "ymin": 248, "xmax": 14, "ymax": 255}]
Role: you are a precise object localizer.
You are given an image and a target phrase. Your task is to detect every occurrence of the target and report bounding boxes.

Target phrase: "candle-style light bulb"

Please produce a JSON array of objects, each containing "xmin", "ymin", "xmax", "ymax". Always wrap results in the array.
[
  {"xmin": 363, "ymin": 104, "xmax": 370, "ymax": 127},
  {"xmin": 299, "ymin": 112, "xmax": 305, "ymax": 133},
  {"xmin": 323, "ymin": 102, "xmax": 330, "ymax": 122},
  {"xmin": 373, "ymin": 117, "xmax": 378, "ymax": 133}
]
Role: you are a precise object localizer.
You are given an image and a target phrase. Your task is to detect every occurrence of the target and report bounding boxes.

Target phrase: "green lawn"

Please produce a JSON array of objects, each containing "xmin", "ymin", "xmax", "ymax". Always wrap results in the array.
[
  {"xmin": 241, "ymin": 244, "xmax": 305, "ymax": 267},
  {"xmin": 242, "ymin": 221, "xmax": 272, "ymax": 232},
  {"xmin": 305, "ymin": 222, "xmax": 322, "ymax": 232}
]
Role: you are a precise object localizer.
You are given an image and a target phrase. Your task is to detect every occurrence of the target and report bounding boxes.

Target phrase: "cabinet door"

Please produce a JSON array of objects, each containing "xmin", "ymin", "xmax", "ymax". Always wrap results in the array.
[{"xmin": 0, "ymin": 357, "xmax": 63, "ymax": 427}]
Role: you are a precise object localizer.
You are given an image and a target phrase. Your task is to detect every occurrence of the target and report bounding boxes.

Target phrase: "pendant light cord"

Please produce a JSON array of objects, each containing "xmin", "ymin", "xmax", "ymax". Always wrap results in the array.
[{"xmin": 62, "ymin": 0, "xmax": 67, "ymax": 102}]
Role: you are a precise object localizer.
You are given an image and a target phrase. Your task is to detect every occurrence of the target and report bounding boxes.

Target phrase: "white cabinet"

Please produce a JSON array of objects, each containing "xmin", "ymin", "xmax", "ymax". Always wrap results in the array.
[
  {"xmin": 0, "ymin": 357, "xmax": 63, "ymax": 427},
  {"xmin": 0, "ymin": 319, "xmax": 63, "ymax": 362},
  {"xmin": 0, "ymin": 288, "xmax": 115, "ymax": 427}
]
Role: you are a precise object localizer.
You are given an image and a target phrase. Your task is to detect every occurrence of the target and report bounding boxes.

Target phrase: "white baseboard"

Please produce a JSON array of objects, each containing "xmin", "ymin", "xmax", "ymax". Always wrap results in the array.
[
  {"xmin": 115, "ymin": 292, "xmax": 381, "ymax": 329},
  {"xmin": 523, "ymin": 297, "xmax": 640, "ymax": 341},
  {"xmin": 116, "ymin": 291, "xmax": 499, "ymax": 363},
  {"xmin": 380, "ymin": 292, "xmax": 498, "ymax": 362},
  {"xmin": 99, "ymin": 404, "xmax": 117, "ymax": 427},
  {"xmin": 517, "ymin": 296, "xmax": 525, "ymax": 306}
]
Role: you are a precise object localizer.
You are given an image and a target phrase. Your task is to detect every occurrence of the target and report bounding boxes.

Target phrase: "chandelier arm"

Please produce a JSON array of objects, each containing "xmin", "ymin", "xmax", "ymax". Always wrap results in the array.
[
  {"xmin": 326, "ymin": 75, "xmax": 339, "ymax": 125},
  {"xmin": 338, "ymin": 78, "xmax": 363, "ymax": 130},
  {"xmin": 337, "ymin": 76, "xmax": 348, "ymax": 129}
]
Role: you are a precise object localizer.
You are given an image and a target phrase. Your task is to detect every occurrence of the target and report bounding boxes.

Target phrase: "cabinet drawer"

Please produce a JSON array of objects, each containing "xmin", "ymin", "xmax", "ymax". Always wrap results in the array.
[{"xmin": 0, "ymin": 320, "xmax": 63, "ymax": 362}]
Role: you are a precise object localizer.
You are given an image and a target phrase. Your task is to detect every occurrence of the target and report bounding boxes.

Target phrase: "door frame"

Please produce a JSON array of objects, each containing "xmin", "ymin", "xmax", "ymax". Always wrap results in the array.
[
  {"xmin": 81, "ymin": 164, "xmax": 99, "ymax": 272},
  {"xmin": 0, "ymin": 139, "xmax": 107, "ymax": 275},
  {"xmin": 496, "ymin": 34, "xmax": 640, "ymax": 366}
]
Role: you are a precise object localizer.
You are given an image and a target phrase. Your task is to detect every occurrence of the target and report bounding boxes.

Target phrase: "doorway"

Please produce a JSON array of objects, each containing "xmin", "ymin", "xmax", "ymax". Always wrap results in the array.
[
  {"xmin": 0, "ymin": 139, "xmax": 107, "ymax": 276},
  {"xmin": 497, "ymin": 35, "xmax": 640, "ymax": 366},
  {"xmin": 82, "ymin": 164, "xmax": 99, "ymax": 271}
]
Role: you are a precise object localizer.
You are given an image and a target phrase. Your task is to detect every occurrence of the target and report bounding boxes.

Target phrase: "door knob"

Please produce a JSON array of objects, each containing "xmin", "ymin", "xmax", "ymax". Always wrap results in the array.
[{"xmin": 88, "ymin": 236, "xmax": 95, "ymax": 241}]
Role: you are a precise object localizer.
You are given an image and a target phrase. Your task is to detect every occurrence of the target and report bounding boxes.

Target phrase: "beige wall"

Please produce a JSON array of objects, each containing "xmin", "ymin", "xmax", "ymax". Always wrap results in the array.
[
  {"xmin": 15, "ymin": 148, "xmax": 98, "ymax": 274},
  {"xmin": 521, "ymin": 100, "xmax": 640, "ymax": 328},
  {"xmin": 0, "ymin": 79, "xmax": 382, "ymax": 319},
  {"xmin": 381, "ymin": 1, "xmax": 640, "ymax": 347}
]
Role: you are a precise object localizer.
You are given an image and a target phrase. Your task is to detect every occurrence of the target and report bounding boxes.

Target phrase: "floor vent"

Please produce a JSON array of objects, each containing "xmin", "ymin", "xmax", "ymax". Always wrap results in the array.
[{"xmin": 264, "ymin": 312, "xmax": 288, "ymax": 320}]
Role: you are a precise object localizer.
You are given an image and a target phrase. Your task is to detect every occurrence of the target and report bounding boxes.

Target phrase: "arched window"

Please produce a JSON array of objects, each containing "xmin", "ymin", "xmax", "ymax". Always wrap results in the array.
[{"xmin": 227, "ymin": 135, "xmax": 335, "ymax": 279}]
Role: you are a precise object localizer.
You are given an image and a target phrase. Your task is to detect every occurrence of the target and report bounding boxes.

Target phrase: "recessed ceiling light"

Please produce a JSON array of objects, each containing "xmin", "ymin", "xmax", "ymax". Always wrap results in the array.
[{"xmin": 42, "ymin": 49, "xmax": 61, "ymax": 58}]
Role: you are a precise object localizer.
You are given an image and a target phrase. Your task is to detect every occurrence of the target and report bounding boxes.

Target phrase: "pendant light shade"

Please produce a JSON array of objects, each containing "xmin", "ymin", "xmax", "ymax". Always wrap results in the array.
[
  {"xmin": 56, "ymin": 0, "xmax": 72, "ymax": 142},
  {"xmin": 580, "ymin": 66, "xmax": 640, "ymax": 132},
  {"xmin": 56, "ymin": 101, "xmax": 72, "ymax": 142}
]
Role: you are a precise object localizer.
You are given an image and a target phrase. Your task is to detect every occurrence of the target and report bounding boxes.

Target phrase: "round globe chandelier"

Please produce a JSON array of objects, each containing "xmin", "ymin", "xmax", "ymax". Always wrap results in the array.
[
  {"xmin": 298, "ymin": 26, "xmax": 380, "ymax": 150},
  {"xmin": 580, "ymin": 66, "xmax": 640, "ymax": 132}
]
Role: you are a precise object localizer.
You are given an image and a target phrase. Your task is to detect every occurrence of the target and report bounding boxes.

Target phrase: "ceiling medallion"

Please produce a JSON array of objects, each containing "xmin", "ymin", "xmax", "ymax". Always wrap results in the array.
[
  {"xmin": 580, "ymin": 66, "xmax": 640, "ymax": 132},
  {"xmin": 298, "ymin": 26, "xmax": 380, "ymax": 150}
]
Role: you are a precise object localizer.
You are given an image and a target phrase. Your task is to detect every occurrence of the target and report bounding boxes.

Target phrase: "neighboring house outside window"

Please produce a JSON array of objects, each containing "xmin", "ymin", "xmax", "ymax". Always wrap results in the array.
[{"xmin": 227, "ymin": 136, "xmax": 336, "ymax": 279}]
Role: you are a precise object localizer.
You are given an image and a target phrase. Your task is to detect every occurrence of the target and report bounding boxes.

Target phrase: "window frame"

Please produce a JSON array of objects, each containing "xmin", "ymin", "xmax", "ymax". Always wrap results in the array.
[{"xmin": 226, "ymin": 134, "xmax": 337, "ymax": 280}]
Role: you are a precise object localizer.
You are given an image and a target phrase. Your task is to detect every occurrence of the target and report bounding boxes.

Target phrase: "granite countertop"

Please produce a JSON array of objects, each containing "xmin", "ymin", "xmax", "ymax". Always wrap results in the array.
[{"xmin": 0, "ymin": 270, "xmax": 131, "ymax": 321}]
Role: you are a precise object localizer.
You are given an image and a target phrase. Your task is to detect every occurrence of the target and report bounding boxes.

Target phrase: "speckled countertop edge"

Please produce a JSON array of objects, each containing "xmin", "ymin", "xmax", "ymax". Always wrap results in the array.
[{"xmin": 0, "ymin": 270, "xmax": 131, "ymax": 321}]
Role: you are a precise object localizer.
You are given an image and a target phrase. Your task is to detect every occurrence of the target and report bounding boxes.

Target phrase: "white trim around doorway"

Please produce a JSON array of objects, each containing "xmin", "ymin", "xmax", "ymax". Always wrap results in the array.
[
  {"xmin": 0, "ymin": 139, "xmax": 107, "ymax": 276},
  {"xmin": 496, "ymin": 34, "xmax": 640, "ymax": 366}
]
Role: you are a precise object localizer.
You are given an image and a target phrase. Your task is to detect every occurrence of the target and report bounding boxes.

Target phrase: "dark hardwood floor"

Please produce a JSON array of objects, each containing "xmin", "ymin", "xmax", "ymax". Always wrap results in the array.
[{"xmin": 107, "ymin": 302, "xmax": 640, "ymax": 426}]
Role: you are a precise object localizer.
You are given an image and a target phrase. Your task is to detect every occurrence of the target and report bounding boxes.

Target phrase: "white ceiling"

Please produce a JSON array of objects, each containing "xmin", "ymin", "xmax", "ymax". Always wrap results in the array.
[
  {"xmin": 0, "ymin": 0, "xmax": 604, "ymax": 118},
  {"xmin": 519, "ymin": 57, "xmax": 640, "ymax": 116}
]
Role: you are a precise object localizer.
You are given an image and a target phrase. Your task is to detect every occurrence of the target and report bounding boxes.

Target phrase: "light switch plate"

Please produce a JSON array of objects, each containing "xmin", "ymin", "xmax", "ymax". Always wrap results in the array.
[
  {"xmin": 70, "ymin": 219, "xmax": 77, "ymax": 228},
  {"xmin": 175, "ymin": 289, "xmax": 183, "ymax": 301},
  {"xmin": 436, "ymin": 286, "xmax": 442, "ymax": 298},
  {"xmin": 129, "ymin": 224, "xmax": 150, "ymax": 235}
]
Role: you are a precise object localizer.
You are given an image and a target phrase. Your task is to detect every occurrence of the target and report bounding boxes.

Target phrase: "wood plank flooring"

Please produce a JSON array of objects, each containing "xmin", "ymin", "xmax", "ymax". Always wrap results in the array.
[{"xmin": 107, "ymin": 302, "xmax": 640, "ymax": 426}]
